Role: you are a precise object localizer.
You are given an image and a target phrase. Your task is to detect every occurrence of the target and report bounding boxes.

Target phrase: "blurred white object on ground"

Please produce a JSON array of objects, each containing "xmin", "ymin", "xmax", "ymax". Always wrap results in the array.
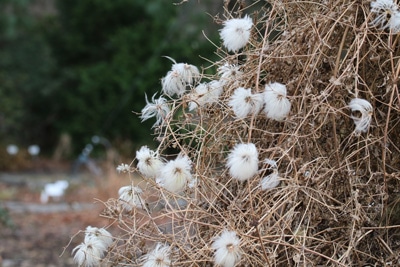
[
  {"xmin": 6, "ymin": 144, "xmax": 19, "ymax": 155},
  {"xmin": 28, "ymin": 145, "xmax": 40, "ymax": 156},
  {"xmin": 40, "ymin": 180, "xmax": 69, "ymax": 203}
]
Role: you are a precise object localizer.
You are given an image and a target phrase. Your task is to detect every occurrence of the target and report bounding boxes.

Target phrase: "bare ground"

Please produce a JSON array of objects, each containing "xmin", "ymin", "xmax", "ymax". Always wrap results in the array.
[{"xmin": 0, "ymin": 167, "xmax": 127, "ymax": 267}]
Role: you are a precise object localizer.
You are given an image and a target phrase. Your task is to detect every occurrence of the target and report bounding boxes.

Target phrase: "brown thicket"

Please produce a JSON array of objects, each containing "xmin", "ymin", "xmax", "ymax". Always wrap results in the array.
[{"xmin": 76, "ymin": 1, "xmax": 400, "ymax": 266}]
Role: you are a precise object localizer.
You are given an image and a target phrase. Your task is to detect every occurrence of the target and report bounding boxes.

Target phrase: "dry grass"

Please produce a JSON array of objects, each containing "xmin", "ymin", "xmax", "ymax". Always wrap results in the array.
[{"xmin": 82, "ymin": 1, "xmax": 400, "ymax": 266}]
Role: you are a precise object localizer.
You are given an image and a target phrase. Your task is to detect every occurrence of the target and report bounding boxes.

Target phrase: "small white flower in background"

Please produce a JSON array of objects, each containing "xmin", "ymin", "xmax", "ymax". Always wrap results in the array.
[
  {"xmin": 136, "ymin": 146, "xmax": 165, "ymax": 178},
  {"xmin": 263, "ymin": 82, "xmax": 291, "ymax": 121},
  {"xmin": 158, "ymin": 154, "xmax": 193, "ymax": 193},
  {"xmin": 348, "ymin": 98, "xmax": 373, "ymax": 134},
  {"xmin": 116, "ymin": 163, "xmax": 131, "ymax": 173},
  {"xmin": 142, "ymin": 243, "xmax": 171, "ymax": 267},
  {"xmin": 84, "ymin": 226, "xmax": 113, "ymax": 248},
  {"xmin": 228, "ymin": 87, "xmax": 264, "ymax": 119},
  {"xmin": 172, "ymin": 62, "xmax": 200, "ymax": 85},
  {"xmin": 212, "ymin": 230, "xmax": 242, "ymax": 267},
  {"xmin": 370, "ymin": 0, "xmax": 400, "ymax": 33},
  {"xmin": 140, "ymin": 94, "xmax": 170, "ymax": 127},
  {"xmin": 227, "ymin": 143, "xmax": 259, "ymax": 181},
  {"xmin": 72, "ymin": 238, "xmax": 106, "ymax": 267},
  {"xmin": 218, "ymin": 64, "xmax": 243, "ymax": 86},
  {"xmin": 220, "ymin": 15, "xmax": 253, "ymax": 52},
  {"xmin": 162, "ymin": 70, "xmax": 186, "ymax": 97},
  {"xmin": 118, "ymin": 185, "xmax": 144, "ymax": 211}
]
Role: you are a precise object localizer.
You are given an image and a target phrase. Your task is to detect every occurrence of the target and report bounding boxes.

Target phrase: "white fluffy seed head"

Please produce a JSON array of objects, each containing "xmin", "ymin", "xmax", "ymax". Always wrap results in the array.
[
  {"xmin": 369, "ymin": 0, "xmax": 400, "ymax": 34},
  {"xmin": 116, "ymin": 163, "xmax": 131, "ymax": 173},
  {"xmin": 263, "ymin": 82, "xmax": 291, "ymax": 121},
  {"xmin": 172, "ymin": 62, "xmax": 200, "ymax": 85},
  {"xmin": 370, "ymin": 0, "xmax": 399, "ymax": 30},
  {"xmin": 72, "ymin": 238, "xmax": 105, "ymax": 267},
  {"xmin": 142, "ymin": 243, "xmax": 171, "ymax": 267},
  {"xmin": 159, "ymin": 154, "xmax": 192, "ymax": 193},
  {"xmin": 348, "ymin": 98, "xmax": 373, "ymax": 134},
  {"xmin": 226, "ymin": 143, "xmax": 259, "ymax": 181},
  {"xmin": 220, "ymin": 15, "xmax": 253, "ymax": 52},
  {"xmin": 218, "ymin": 64, "xmax": 243, "ymax": 86},
  {"xmin": 228, "ymin": 87, "xmax": 264, "ymax": 119},
  {"xmin": 212, "ymin": 230, "xmax": 242, "ymax": 267},
  {"xmin": 140, "ymin": 94, "xmax": 170, "ymax": 127},
  {"xmin": 136, "ymin": 146, "xmax": 165, "ymax": 179},
  {"xmin": 260, "ymin": 170, "xmax": 280, "ymax": 190},
  {"xmin": 84, "ymin": 226, "xmax": 113, "ymax": 248},
  {"xmin": 371, "ymin": 0, "xmax": 398, "ymax": 11},
  {"xmin": 188, "ymin": 83, "xmax": 211, "ymax": 111},
  {"xmin": 118, "ymin": 185, "xmax": 144, "ymax": 211},
  {"xmin": 208, "ymin": 80, "xmax": 224, "ymax": 99},
  {"xmin": 188, "ymin": 81, "xmax": 224, "ymax": 111},
  {"xmin": 161, "ymin": 70, "xmax": 186, "ymax": 97},
  {"xmin": 388, "ymin": 11, "xmax": 400, "ymax": 33}
]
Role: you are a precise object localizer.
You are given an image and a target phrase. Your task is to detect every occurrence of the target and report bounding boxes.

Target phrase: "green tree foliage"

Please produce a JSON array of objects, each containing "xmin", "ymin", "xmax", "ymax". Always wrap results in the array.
[
  {"xmin": 0, "ymin": 0, "xmax": 59, "ymax": 149},
  {"xmin": 45, "ymin": 0, "xmax": 217, "ymax": 154},
  {"xmin": 0, "ymin": 0, "xmax": 217, "ymax": 156}
]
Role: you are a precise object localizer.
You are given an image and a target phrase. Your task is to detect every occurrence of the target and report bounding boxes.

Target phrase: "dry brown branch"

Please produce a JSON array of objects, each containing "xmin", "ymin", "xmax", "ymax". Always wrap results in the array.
[{"xmin": 69, "ymin": 0, "xmax": 400, "ymax": 266}]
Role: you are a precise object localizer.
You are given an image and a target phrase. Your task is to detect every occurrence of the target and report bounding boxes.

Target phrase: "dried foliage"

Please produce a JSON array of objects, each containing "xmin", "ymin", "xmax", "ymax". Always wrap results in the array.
[{"xmin": 73, "ymin": 0, "xmax": 400, "ymax": 266}]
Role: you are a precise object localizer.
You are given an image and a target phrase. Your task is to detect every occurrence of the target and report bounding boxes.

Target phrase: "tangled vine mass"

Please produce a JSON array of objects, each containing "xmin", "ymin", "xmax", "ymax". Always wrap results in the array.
[{"xmin": 71, "ymin": 0, "xmax": 400, "ymax": 266}]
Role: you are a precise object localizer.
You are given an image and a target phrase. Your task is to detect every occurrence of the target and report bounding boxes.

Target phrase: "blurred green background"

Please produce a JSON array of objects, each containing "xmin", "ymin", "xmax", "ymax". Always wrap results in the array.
[{"xmin": 0, "ymin": 0, "xmax": 220, "ymax": 168}]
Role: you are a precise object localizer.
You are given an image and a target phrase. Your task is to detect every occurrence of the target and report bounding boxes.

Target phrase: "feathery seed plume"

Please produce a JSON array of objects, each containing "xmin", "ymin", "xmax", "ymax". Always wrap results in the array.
[
  {"xmin": 212, "ymin": 230, "xmax": 242, "ymax": 267},
  {"xmin": 220, "ymin": 15, "xmax": 253, "ymax": 52},
  {"xmin": 263, "ymin": 82, "xmax": 291, "ymax": 121},
  {"xmin": 226, "ymin": 143, "xmax": 259, "ymax": 181}
]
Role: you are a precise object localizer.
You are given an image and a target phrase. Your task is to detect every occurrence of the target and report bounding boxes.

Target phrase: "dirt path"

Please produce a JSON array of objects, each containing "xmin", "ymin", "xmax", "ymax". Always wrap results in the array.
[
  {"xmin": 0, "ymin": 172, "xmax": 124, "ymax": 266},
  {"xmin": 3, "ymin": 201, "xmax": 97, "ymax": 214}
]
